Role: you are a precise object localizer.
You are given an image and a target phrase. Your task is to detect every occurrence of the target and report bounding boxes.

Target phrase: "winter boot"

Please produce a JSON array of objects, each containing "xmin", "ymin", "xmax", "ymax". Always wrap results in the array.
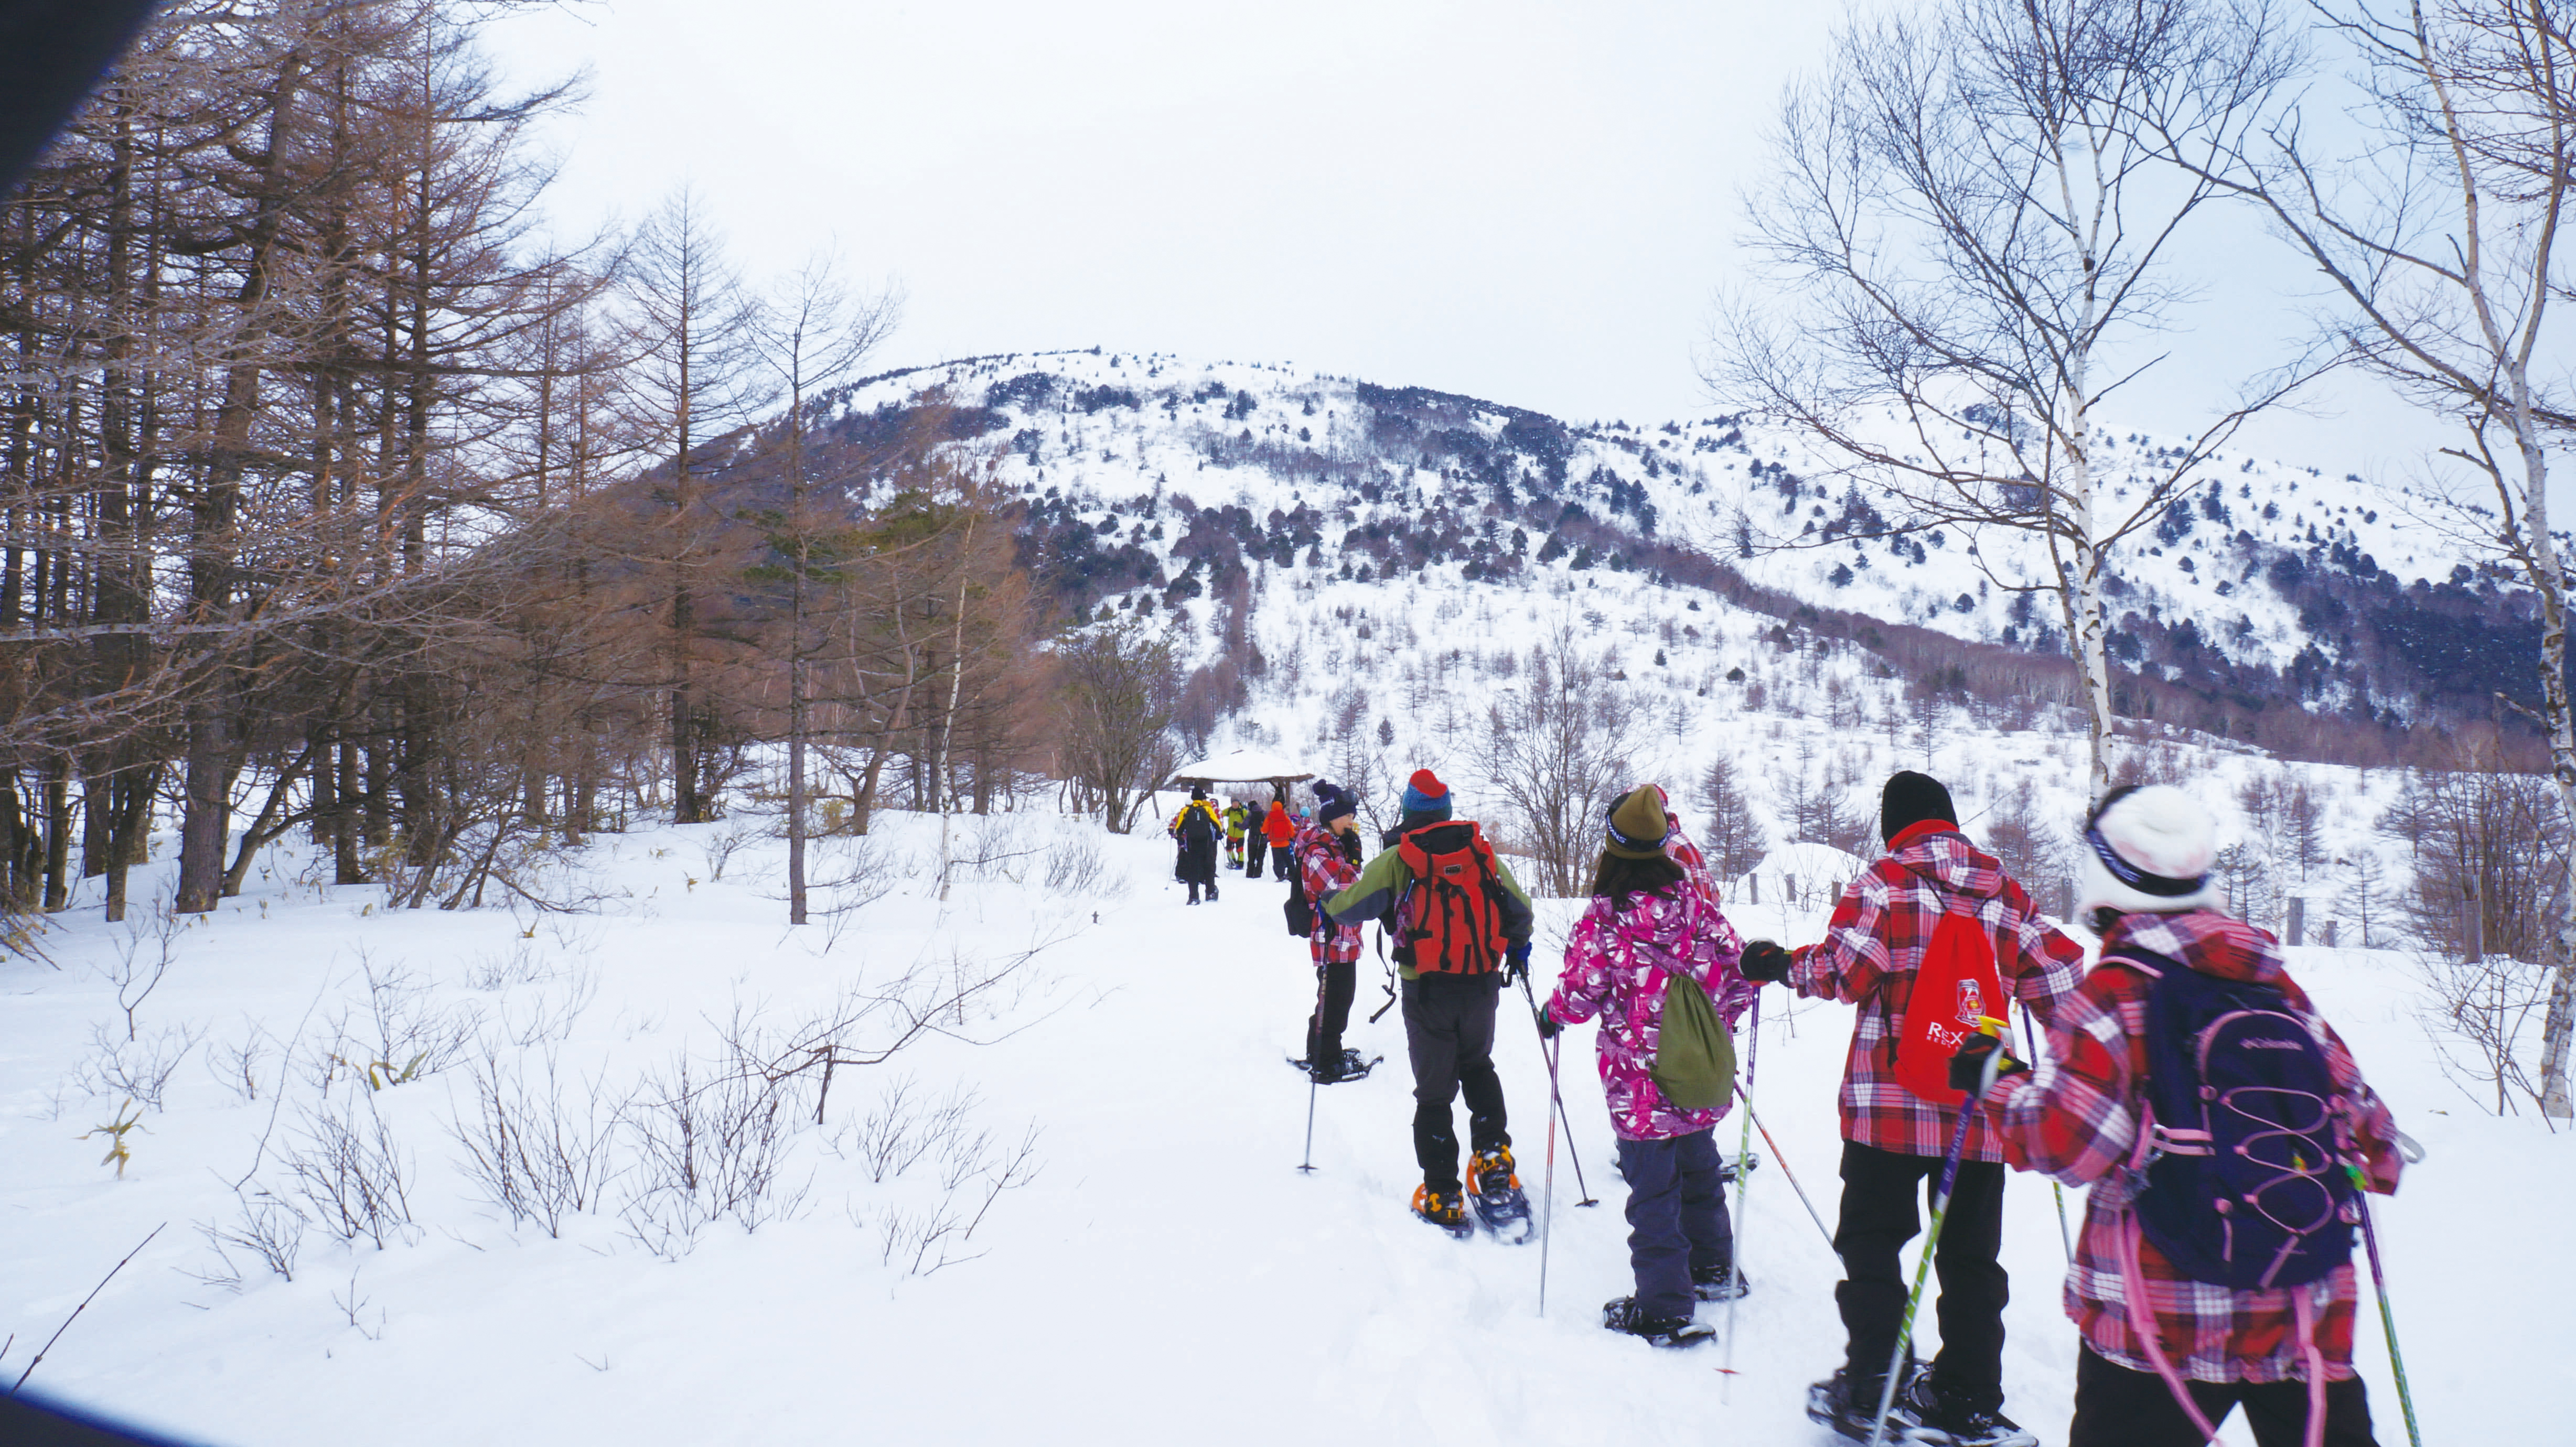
[
  {"xmin": 1465, "ymin": 1146, "xmax": 1536, "ymax": 1241},
  {"xmin": 1467, "ymin": 1146, "xmax": 1520, "ymax": 1197},
  {"xmin": 1410, "ymin": 1183, "xmax": 1471, "ymax": 1236},
  {"xmin": 1805, "ymin": 1367, "xmax": 1923, "ymax": 1444},
  {"xmin": 1690, "ymin": 1262, "xmax": 1751, "ymax": 1302},
  {"xmin": 1207, "ymin": 883, "xmax": 1219, "ymax": 901},
  {"xmin": 1600, "ymin": 1296, "xmax": 1715, "ymax": 1348},
  {"xmin": 1901, "ymin": 1374, "xmax": 2037, "ymax": 1447}
]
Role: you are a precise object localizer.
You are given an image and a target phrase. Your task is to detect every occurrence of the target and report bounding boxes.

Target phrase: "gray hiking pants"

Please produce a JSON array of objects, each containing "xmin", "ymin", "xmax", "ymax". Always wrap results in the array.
[{"xmin": 1615, "ymin": 1128, "xmax": 1735, "ymax": 1320}]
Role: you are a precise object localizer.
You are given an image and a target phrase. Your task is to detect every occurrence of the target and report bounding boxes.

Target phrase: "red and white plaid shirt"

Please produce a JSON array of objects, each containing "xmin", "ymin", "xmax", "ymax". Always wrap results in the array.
[
  {"xmin": 1785, "ymin": 822, "xmax": 2084, "ymax": 1161},
  {"xmin": 1294, "ymin": 823, "xmax": 1364, "ymax": 966},
  {"xmin": 1981, "ymin": 909, "xmax": 2403, "ymax": 1385}
]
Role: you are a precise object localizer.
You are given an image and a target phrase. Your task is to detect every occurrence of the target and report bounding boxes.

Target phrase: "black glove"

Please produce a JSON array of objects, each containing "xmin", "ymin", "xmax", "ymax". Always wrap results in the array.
[
  {"xmin": 1948, "ymin": 1032, "xmax": 2030, "ymax": 1094},
  {"xmin": 1536, "ymin": 1008, "xmax": 1563, "ymax": 1040},
  {"xmin": 1738, "ymin": 940, "xmax": 1791, "ymax": 985},
  {"xmin": 1504, "ymin": 943, "xmax": 1531, "ymax": 986}
]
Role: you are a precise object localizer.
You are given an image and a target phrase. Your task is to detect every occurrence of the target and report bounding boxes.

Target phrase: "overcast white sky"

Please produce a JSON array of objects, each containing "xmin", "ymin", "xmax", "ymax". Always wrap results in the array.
[{"xmin": 487, "ymin": 0, "xmax": 2508, "ymax": 491}]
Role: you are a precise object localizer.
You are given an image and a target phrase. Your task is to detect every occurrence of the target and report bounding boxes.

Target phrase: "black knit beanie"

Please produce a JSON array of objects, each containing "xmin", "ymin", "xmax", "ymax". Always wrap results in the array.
[
  {"xmin": 1314, "ymin": 781, "xmax": 1357, "ymax": 825},
  {"xmin": 1880, "ymin": 771, "xmax": 1956, "ymax": 845}
]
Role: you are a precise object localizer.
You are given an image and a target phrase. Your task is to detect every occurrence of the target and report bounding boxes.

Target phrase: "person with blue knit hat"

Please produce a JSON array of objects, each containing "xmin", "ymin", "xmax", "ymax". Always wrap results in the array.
[{"xmin": 1327, "ymin": 769, "xmax": 1539, "ymax": 1235}]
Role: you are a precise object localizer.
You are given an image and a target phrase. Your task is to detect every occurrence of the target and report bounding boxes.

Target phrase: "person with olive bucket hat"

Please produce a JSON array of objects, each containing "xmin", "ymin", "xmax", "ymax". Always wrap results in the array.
[
  {"xmin": 1736, "ymin": 770, "xmax": 2085, "ymax": 1446},
  {"xmin": 1541, "ymin": 784, "xmax": 1759, "ymax": 1346}
]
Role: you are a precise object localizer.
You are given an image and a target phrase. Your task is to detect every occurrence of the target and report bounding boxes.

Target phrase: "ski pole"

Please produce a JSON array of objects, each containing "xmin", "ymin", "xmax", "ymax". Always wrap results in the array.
[
  {"xmin": 1296, "ymin": 1071, "xmax": 1319, "ymax": 1174},
  {"xmin": 1518, "ymin": 969, "xmax": 1598, "ymax": 1206},
  {"xmin": 1723, "ymin": 995, "xmax": 1761, "ymax": 1399},
  {"xmin": 2354, "ymin": 1180, "xmax": 2422, "ymax": 1447},
  {"xmin": 2020, "ymin": 1003, "xmax": 2073, "ymax": 1264},
  {"xmin": 1740, "ymin": 1098, "xmax": 1838, "ymax": 1251},
  {"xmin": 1868, "ymin": 1036, "xmax": 2010, "ymax": 1447},
  {"xmin": 1538, "ymin": 1032, "xmax": 1563, "ymax": 1318}
]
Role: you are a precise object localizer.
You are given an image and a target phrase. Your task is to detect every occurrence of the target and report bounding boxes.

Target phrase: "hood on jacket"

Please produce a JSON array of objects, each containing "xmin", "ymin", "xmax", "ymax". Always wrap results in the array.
[
  {"xmin": 1396, "ymin": 820, "xmax": 1478, "ymax": 856},
  {"xmin": 2103, "ymin": 907, "xmax": 2283, "ymax": 986},
  {"xmin": 1888, "ymin": 825, "xmax": 2007, "ymax": 903}
]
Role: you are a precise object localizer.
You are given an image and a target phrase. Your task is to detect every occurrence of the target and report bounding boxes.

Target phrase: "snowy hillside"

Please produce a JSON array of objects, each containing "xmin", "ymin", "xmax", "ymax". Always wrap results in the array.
[
  {"xmin": 0, "ymin": 801, "xmax": 2556, "ymax": 1447},
  {"xmin": 818, "ymin": 349, "xmax": 2532, "ymax": 741}
]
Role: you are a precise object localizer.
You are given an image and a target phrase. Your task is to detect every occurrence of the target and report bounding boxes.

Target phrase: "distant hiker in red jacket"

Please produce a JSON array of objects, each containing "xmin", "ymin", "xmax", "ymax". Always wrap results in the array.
[{"xmin": 1737, "ymin": 771, "xmax": 2083, "ymax": 1447}]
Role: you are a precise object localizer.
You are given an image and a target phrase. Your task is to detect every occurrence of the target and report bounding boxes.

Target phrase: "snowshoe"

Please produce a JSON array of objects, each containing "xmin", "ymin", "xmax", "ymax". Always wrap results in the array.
[
  {"xmin": 1899, "ymin": 1374, "xmax": 2036, "ymax": 1447},
  {"xmin": 1600, "ymin": 1296, "xmax": 1715, "ymax": 1348},
  {"xmin": 1411, "ymin": 1184, "xmax": 1473, "ymax": 1238},
  {"xmin": 1718, "ymin": 1152, "xmax": 1759, "ymax": 1186},
  {"xmin": 1806, "ymin": 1367, "xmax": 1924, "ymax": 1444},
  {"xmin": 1691, "ymin": 1263, "xmax": 1751, "ymax": 1301},
  {"xmin": 1466, "ymin": 1147, "xmax": 1536, "ymax": 1244},
  {"xmin": 1287, "ymin": 1050, "xmax": 1380, "ymax": 1084}
]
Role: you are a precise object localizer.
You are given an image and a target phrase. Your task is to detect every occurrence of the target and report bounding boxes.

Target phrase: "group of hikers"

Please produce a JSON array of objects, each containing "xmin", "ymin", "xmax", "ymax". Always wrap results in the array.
[
  {"xmin": 1164, "ymin": 788, "xmax": 1298, "ymax": 904},
  {"xmin": 1254, "ymin": 764, "xmax": 2407, "ymax": 1447}
]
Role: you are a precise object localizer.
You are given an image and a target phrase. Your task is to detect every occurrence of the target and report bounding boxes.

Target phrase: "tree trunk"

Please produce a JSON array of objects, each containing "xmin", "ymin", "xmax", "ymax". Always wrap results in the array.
[
  {"xmin": 2518, "ymin": 434, "xmax": 2576, "ymax": 1117},
  {"xmin": 175, "ymin": 707, "xmax": 231, "ymax": 913}
]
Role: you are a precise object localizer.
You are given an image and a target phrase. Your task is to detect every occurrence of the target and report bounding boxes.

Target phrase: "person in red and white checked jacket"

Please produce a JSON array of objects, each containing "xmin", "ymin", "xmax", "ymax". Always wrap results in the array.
[
  {"xmin": 1293, "ymin": 782, "xmax": 1367, "ymax": 1081},
  {"xmin": 1955, "ymin": 784, "xmax": 2404, "ymax": 1447},
  {"xmin": 1736, "ymin": 770, "xmax": 2083, "ymax": 1447}
]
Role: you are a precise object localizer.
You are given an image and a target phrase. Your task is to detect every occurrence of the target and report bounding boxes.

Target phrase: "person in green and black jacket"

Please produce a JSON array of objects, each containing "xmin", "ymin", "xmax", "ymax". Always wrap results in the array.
[{"xmin": 1325, "ymin": 769, "xmax": 1537, "ymax": 1232}]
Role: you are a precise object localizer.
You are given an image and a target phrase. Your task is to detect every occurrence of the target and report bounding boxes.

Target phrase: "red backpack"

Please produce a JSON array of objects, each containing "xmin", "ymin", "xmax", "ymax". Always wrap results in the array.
[
  {"xmin": 1890, "ymin": 909, "xmax": 2005, "ymax": 1106},
  {"xmin": 1394, "ymin": 824, "xmax": 1510, "ymax": 975}
]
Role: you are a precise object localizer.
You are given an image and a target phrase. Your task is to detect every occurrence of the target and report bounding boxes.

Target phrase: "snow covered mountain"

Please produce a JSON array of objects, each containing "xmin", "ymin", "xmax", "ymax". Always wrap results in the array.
[{"xmin": 813, "ymin": 348, "xmax": 2532, "ymax": 757}]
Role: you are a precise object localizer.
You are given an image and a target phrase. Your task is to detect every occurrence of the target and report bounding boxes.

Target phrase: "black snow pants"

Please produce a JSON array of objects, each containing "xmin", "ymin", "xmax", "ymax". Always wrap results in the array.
[
  {"xmin": 1244, "ymin": 833, "xmax": 1269, "ymax": 880},
  {"xmin": 1400, "ymin": 972, "xmax": 1508, "ymax": 1194},
  {"xmin": 1614, "ymin": 1128, "xmax": 1735, "ymax": 1321},
  {"xmin": 2069, "ymin": 1345, "xmax": 2378, "ymax": 1447},
  {"xmin": 1305, "ymin": 959, "xmax": 1355, "ymax": 1068},
  {"xmin": 1835, "ymin": 1139, "xmax": 2010, "ymax": 1410}
]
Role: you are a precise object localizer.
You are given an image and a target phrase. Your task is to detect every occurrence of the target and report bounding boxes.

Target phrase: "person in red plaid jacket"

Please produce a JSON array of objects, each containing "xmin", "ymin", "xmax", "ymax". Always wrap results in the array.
[
  {"xmin": 1952, "ymin": 784, "xmax": 2405, "ymax": 1447},
  {"xmin": 1293, "ymin": 782, "xmax": 1367, "ymax": 1082},
  {"xmin": 1737, "ymin": 770, "xmax": 2083, "ymax": 1447}
]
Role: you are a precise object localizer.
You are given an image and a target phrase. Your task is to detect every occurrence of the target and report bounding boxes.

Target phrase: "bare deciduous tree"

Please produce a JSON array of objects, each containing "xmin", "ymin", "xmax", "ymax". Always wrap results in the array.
[
  {"xmin": 1055, "ymin": 619, "xmax": 1179, "ymax": 834},
  {"xmin": 1715, "ymin": 0, "xmax": 2305, "ymax": 791},
  {"xmin": 1478, "ymin": 628, "xmax": 1642, "ymax": 898},
  {"xmin": 2139, "ymin": 0, "xmax": 2576, "ymax": 1115}
]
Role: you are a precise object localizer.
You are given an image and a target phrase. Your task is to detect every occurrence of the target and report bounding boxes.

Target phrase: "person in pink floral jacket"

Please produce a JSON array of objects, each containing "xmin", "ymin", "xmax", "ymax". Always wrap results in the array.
[{"xmin": 1542, "ymin": 784, "xmax": 1757, "ymax": 1345}]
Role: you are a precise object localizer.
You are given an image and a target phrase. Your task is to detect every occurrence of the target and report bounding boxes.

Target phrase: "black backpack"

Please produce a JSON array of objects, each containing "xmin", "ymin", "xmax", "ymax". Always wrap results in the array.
[
  {"xmin": 1180, "ymin": 804, "xmax": 1216, "ymax": 848},
  {"xmin": 2114, "ymin": 947, "xmax": 2359, "ymax": 1290},
  {"xmin": 1283, "ymin": 842, "xmax": 1314, "ymax": 937}
]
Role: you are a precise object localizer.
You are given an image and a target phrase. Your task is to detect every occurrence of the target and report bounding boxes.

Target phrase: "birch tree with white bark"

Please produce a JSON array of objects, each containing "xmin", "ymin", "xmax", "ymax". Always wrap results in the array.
[
  {"xmin": 2138, "ymin": 0, "xmax": 2576, "ymax": 1115},
  {"xmin": 1712, "ymin": 0, "xmax": 2306, "ymax": 792}
]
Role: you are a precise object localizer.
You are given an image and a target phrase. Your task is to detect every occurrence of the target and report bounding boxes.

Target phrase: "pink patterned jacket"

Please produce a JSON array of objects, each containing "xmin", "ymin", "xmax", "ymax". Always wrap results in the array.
[{"xmin": 1545, "ymin": 883, "xmax": 1756, "ymax": 1141}]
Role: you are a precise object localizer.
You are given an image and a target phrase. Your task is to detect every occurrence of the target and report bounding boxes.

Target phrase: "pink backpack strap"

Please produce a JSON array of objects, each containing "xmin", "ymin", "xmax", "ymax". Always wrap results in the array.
[
  {"xmin": 2117, "ymin": 1208, "xmax": 2227, "ymax": 1446},
  {"xmin": 2292, "ymin": 1287, "xmax": 2328, "ymax": 1447}
]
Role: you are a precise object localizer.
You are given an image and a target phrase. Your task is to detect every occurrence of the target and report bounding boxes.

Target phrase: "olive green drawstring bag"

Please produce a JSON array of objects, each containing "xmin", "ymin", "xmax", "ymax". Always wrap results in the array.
[{"xmin": 1650, "ymin": 969, "xmax": 1737, "ymax": 1110}]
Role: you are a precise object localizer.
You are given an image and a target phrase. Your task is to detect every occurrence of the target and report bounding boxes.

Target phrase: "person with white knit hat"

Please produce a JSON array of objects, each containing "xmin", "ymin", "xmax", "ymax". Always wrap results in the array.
[{"xmin": 1956, "ymin": 784, "xmax": 2409, "ymax": 1447}]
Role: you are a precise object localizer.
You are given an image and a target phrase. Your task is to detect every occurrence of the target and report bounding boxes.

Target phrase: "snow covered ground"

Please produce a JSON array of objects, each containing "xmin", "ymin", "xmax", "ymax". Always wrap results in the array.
[{"xmin": 0, "ymin": 802, "xmax": 2559, "ymax": 1446}]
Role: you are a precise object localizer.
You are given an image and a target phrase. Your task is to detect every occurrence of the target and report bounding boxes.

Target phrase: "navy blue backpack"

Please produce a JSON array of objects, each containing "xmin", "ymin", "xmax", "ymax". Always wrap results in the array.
[{"xmin": 2115, "ymin": 947, "xmax": 2359, "ymax": 1290}]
